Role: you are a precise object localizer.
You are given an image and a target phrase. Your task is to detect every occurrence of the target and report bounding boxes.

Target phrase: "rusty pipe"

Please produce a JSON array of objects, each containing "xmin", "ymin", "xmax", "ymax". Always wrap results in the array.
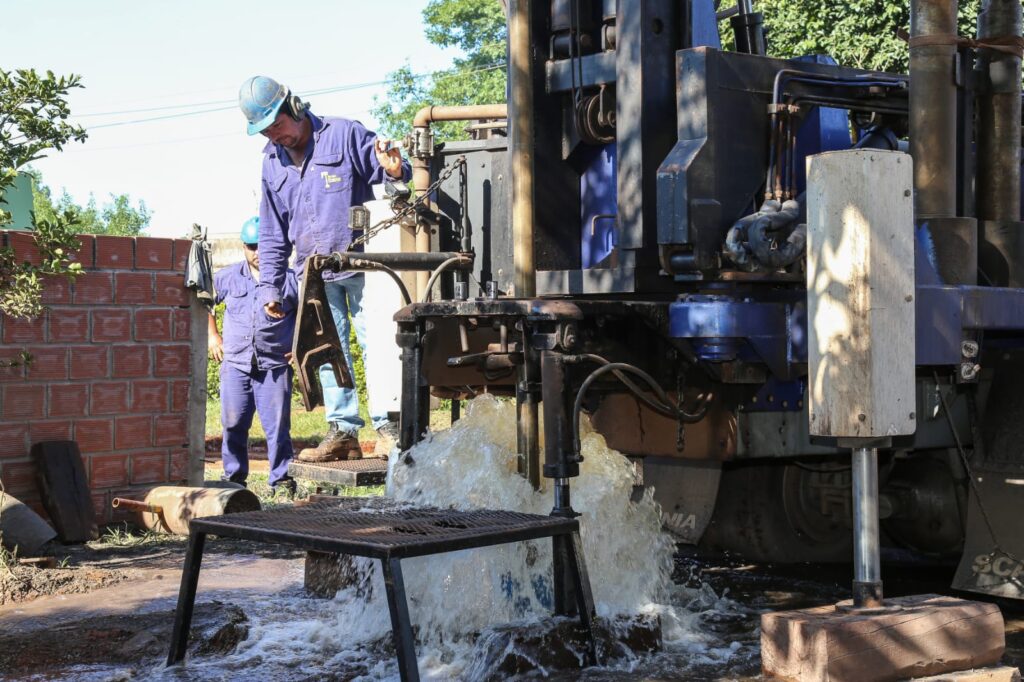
[
  {"xmin": 411, "ymin": 104, "xmax": 508, "ymax": 299},
  {"xmin": 910, "ymin": 0, "xmax": 959, "ymax": 219},
  {"xmin": 111, "ymin": 497, "xmax": 163, "ymax": 515},
  {"xmin": 976, "ymin": 0, "xmax": 1022, "ymax": 222}
]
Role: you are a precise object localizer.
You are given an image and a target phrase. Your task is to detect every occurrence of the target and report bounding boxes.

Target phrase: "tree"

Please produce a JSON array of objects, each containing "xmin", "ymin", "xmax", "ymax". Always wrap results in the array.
[
  {"xmin": 0, "ymin": 69, "xmax": 87, "ymax": 320},
  {"xmin": 751, "ymin": 0, "xmax": 981, "ymax": 72},
  {"xmin": 28, "ymin": 169, "xmax": 150, "ymax": 237},
  {"xmin": 372, "ymin": 0, "xmax": 507, "ymax": 141}
]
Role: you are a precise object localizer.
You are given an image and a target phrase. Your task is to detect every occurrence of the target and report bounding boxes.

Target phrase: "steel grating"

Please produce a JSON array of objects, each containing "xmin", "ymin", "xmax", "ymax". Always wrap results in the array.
[
  {"xmin": 191, "ymin": 498, "xmax": 579, "ymax": 559},
  {"xmin": 288, "ymin": 458, "xmax": 388, "ymax": 486}
]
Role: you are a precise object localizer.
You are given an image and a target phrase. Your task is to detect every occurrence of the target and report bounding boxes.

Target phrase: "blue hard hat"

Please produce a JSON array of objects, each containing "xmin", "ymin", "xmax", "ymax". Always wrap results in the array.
[
  {"xmin": 241, "ymin": 216, "xmax": 259, "ymax": 244},
  {"xmin": 238, "ymin": 76, "xmax": 288, "ymax": 136}
]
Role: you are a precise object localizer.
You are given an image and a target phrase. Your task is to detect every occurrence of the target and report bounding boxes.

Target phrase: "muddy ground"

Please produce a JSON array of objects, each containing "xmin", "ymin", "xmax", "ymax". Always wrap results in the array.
[{"xmin": 1, "ymin": 538, "xmax": 1022, "ymax": 681}]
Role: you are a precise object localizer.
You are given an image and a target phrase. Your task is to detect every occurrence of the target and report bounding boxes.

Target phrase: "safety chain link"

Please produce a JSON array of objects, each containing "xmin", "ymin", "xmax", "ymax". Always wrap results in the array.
[{"xmin": 348, "ymin": 155, "xmax": 468, "ymax": 250}]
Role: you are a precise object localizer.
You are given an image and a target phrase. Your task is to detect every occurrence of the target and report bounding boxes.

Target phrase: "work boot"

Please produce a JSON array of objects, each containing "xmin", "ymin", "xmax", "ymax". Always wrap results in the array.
[
  {"xmin": 297, "ymin": 423, "xmax": 362, "ymax": 462},
  {"xmin": 373, "ymin": 421, "xmax": 400, "ymax": 458}
]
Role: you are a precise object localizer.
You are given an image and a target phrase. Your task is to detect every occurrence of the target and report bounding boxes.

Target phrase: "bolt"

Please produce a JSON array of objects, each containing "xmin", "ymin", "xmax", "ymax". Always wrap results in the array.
[
  {"xmin": 960, "ymin": 362, "xmax": 980, "ymax": 381},
  {"xmin": 905, "ymin": 294, "xmax": 913, "ymax": 302},
  {"xmin": 904, "ymin": 189, "xmax": 911, "ymax": 197},
  {"xmin": 909, "ymin": 412, "xmax": 916, "ymax": 420},
  {"xmin": 858, "ymin": 413, "xmax": 867, "ymax": 422},
  {"xmin": 961, "ymin": 339, "xmax": 980, "ymax": 359}
]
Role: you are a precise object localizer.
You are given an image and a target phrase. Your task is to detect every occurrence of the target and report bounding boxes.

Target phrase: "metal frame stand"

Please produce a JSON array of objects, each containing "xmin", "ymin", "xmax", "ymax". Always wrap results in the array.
[{"xmin": 165, "ymin": 503, "xmax": 598, "ymax": 681}]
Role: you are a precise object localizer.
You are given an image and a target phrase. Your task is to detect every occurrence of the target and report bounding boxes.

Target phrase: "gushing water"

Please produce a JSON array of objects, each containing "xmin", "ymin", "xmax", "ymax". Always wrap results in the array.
[{"xmin": 75, "ymin": 395, "xmax": 759, "ymax": 681}]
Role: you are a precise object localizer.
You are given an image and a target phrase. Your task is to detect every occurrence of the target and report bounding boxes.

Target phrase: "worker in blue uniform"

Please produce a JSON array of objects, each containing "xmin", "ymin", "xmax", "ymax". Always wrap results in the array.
[
  {"xmin": 237, "ymin": 75, "xmax": 410, "ymax": 462},
  {"xmin": 208, "ymin": 217, "xmax": 298, "ymax": 494}
]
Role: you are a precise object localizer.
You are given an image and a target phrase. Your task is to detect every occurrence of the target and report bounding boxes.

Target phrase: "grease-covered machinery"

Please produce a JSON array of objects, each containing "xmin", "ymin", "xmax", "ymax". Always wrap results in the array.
[{"xmin": 296, "ymin": 0, "xmax": 1024, "ymax": 601}]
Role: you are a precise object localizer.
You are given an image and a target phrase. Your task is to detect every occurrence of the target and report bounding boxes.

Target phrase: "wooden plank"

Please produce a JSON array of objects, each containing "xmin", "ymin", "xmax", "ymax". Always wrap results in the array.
[
  {"xmin": 806, "ymin": 150, "xmax": 917, "ymax": 439},
  {"xmin": 761, "ymin": 594, "xmax": 1005, "ymax": 682},
  {"xmin": 908, "ymin": 666, "xmax": 1021, "ymax": 682},
  {"xmin": 31, "ymin": 440, "xmax": 98, "ymax": 542}
]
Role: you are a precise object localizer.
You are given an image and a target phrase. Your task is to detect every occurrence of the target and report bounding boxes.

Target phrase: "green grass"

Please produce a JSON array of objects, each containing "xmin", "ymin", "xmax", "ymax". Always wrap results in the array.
[{"xmin": 96, "ymin": 522, "xmax": 177, "ymax": 548}]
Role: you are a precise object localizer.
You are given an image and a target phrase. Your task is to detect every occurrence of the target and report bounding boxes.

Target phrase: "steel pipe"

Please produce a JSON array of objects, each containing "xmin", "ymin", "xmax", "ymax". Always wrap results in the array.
[
  {"xmin": 851, "ymin": 447, "xmax": 884, "ymax": 608},
  {"xmin": 909, "ymin": 0, "xmax": 959, "ymax": 219},
  {"xmin": 976, "ymin": 0, "xmax": 1022, "ymax": 222}
]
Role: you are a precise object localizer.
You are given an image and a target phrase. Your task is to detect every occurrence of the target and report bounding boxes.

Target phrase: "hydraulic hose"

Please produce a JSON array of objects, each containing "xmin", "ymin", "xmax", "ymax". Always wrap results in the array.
[{"xmin": 421, "ymin": 256, "xmax": 470, "ymax": 303}]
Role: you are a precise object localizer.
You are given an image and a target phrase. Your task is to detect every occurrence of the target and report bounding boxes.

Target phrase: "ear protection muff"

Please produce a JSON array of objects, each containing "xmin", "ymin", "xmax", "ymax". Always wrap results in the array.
[{"xmin": 284, "ymin": 91, "xmax": 308, "ymax": 121}]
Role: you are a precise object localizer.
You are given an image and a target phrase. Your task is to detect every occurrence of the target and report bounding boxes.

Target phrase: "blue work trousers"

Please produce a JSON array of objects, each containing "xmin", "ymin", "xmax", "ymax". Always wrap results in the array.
[
  {"xmin": 221, "ymin": 362, "xmax": 294, "ymax": 486},
  {"xmin": 320, "ymin": 274, "xmax": 389, "ymax": 434}
]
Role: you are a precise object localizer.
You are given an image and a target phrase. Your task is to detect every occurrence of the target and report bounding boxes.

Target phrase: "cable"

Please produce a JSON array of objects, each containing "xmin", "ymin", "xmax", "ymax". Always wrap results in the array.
[{"xmin": 421, "ymin": 256, "xmax": 470, "ymax": 303}]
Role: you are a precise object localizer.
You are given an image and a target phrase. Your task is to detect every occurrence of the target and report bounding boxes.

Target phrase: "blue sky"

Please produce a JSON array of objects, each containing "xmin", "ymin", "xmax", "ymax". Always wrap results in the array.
[{"xmin": 2, "ymin": 0, "xmax": 460, "ymax": 238}]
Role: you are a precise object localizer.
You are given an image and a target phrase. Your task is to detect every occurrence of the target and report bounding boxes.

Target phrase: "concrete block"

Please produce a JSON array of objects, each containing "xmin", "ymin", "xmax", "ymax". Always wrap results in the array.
[
  {"xmin": 761, "ymin": 594, "xmax": 1005, "ymax": 682},
  {"xmin": 907, "ymin": 666, "xmax": 1021, "ymax": 682}
]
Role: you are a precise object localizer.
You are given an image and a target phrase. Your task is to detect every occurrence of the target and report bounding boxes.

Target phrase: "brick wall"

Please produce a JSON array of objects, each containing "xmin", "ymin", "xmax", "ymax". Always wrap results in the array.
[{"xmin": 0, "ymin": 231, "xmax": 201, "ymax": 524}]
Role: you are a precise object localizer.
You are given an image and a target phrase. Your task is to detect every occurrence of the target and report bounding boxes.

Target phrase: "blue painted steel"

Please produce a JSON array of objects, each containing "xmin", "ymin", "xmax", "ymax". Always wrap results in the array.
[
  {"xmin": 792, "ymin": 56, "xmax": 851, "ymax": 195},
  {"xmin": 580, "ymin": 143, "xmax": 618, "ymax": 269},
  {"xmin": 690, "ymin": 0, "xmax": 721, "ymax": 49}
]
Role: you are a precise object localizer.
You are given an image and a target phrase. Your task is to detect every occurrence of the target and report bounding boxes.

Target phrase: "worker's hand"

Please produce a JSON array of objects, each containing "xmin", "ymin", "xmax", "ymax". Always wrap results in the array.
[
  {"xmin": 264, "ymin": 301, "xmax": 286, "ymax": 319},
  {"xmin": 208, "ymin": 334, "xmax": 224, "ymax": 362},
  {"xmin": 375, "ymin": 138, "xmax": 404, "ymax": 179}
]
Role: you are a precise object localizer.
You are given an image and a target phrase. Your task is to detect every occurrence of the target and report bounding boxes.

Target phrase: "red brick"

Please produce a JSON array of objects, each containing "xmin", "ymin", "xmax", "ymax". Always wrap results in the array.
[
  {"xmin": 90, "ymin": 381, "xmax": 129, "ymax": 414},
  {"xmin": 25, "ymin": 347, "xmax": 68, "ymax": 380},
  {"xmin": 47, "ymin": 307, "xmax": 89, "ymax": 342},
  {"xmin": 0, "ymin": 352, "xmax": 26, "ymax": 381},
  {"xmin": 90, "ymin": 454, "xmax": 128, "ymax": 488},
  {"xmin": 171, "ymin": 380, "xmax": 190, "ymax": 411},
  {"xmin": 112, "ymin": 345, "xmax": 150, "ymax": 378},
  {"xmin": 2, "ymin": 314, "xmax": 45, "ymax": 344},
  {"xmin": 115, "ymin": 415, "xmax": 152, "ymax": 449},
  {"xmin": 30, "ymin": 419, "xmax": 73, "ymax": 443},
  {"xmin": 135, "ymin": 237, "xmax": 174, "ymax": 270},
  {"xmin": 92, "ymin": 308, "xmax": 131, "ymax": 342},
  {"xmin": 172, "ymin": 308, "xmax": 191, "ymax": 340},
  {"xmin": 95, "ymin": 235, "xmax": 133, "ymax": 268},
  {"xmin": 7, "ymin": 231, "xmax": 42, "ymax": 266},
  {"xmin": 3, "ymin": 384, "xmax": 44, "ymax": 420},
  {"xmin": 0, "ymin": 423, "xmax": 29, "ymax": 459},
  {"xmin": 154, "ymin": 345, "xmax": 189, "ymax": 377},
  {"xmin": 40, "ymin": 273, "xmax": 72, "ymax": 304},
  {"xmin": 169, "ymin": 449, "xmax": 190, "ymax": 481},
  {"xmin": 130, "ymin": 450, "xmax": 167, "ymax": 484},
  {"xmin": 114, "ymin": 272, "xmax": 153, "ymax": 304},
  {"xmin": 135, "ymin": 309, "xmax": 170, "ymax": 341},
  {"xmin": 69, "ymin": 346, "xmax": 109, "ymax": 379},
  {"xmin": 75, "ymin": 418, "xmax": 113, "ymax": 453},
  {"xmin": 132, "ymin": 380, "xmax": 168, "ymax": 412},
  {"xmin": 173, "ymin": 239, "xmax": 192, "ymax": 272},
  {"xmin": 69, "ymin": 234, "xmax": 95, "ymax": 269},
  {"xmin": 91, "ymin": 491, "xmax": 110, "ymax": 523},
  {"xmin": 154, "ymin": 415, "xmax": 188, "ymax": 446},
  {"xmin": 0, "ymin": 460, "xmax": 37, "ymax": 498},
  {"xmin": 73, "ymin": 271, "xmax": 113, "ymax": 304},
  {"xmin": 48, "ymin": 383, "xmax": 89, "ymax": 417},
  {"xmin": 155, "ymin": 273, "xmax": 188, "ymax": 306}
]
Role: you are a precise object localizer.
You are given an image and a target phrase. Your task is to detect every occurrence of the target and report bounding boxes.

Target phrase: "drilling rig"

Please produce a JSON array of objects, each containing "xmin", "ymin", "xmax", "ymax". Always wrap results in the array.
[{"xmin": 295, "ymin": 0, "xmax": 1024, "ymax": 602}]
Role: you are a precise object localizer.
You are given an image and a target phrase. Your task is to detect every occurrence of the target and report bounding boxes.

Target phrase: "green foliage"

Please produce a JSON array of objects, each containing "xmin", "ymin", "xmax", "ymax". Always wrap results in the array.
[
  {"xmin": 751, "ymin": 0, "xmax": 981, "ymax": 72},
  {"xmin": 206, "ymin": 302, "xmax": 225, "ymax": 398},
  {"xmin": 372, "ymin": 0, "xmax": 507, "ymax": 141},
  {"xmin": 28, "ymin": 169, "xmax": 150, "ymax": 237},
  {"xmin": 0, "ymin": 68, "xmax": 88, "ymax": 320}
]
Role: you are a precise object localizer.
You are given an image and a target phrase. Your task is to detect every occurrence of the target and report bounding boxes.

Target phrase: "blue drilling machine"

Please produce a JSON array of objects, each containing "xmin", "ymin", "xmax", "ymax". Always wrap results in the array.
[{"xmin": 294, "ymin": 0, "xmax": 1024, "ymax": 603}]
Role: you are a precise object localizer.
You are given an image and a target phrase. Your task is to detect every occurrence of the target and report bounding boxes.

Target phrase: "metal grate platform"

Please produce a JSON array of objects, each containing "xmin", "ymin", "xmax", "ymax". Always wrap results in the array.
[
  {"xmin": 169, "ymin": 498, "xmax": 596, "ymax": 681},
  {"xmin": 288, "ymin": 458, "xmax": 388, "ymax": 486},
  {"xmin": 189, "ymin": 498, "xmax": 579, "ymax": 560}
]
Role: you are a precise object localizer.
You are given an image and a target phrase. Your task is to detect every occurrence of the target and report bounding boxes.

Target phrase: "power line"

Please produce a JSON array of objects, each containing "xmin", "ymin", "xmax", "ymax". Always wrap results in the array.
[{"xmin": 77, "ymin": 62, "xmax": 506, "ymax": 130}]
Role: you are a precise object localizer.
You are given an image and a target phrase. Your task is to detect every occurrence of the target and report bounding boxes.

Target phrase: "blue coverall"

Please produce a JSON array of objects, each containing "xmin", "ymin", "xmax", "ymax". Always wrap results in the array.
[
  {"xmin": 214, "ymin": 261, "xmax": 298, "ymax": 486},
  {"xmin": 256, "ymin": 112, "xmax": 410, "ymax": 437}
]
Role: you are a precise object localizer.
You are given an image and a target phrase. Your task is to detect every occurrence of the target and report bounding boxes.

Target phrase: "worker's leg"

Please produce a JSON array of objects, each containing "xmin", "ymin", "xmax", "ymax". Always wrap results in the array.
[
  {"xmin": 253, "ymin": 364, "xmax": 294, "ymax": 487},
  {"xmin": 319, "ymin": 276, "xmax": 365, "ymax": 436},
  {"xmin": 220, "ymin": 363, "xmax": 255, "ymax": 484},
  {"xmin": 344, "ymin": 273, "xmax": 390, "ymax": 431}
]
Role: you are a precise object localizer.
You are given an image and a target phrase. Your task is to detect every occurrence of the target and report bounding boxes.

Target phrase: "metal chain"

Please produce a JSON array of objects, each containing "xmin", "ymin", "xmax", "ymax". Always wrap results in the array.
[
  {"xmin": 676, "ymin": 372, "xmax": 687, "ymax": 453},
  {"xmin": 348, "ymin": 155, "xmax": 468, "ymax": 250}
]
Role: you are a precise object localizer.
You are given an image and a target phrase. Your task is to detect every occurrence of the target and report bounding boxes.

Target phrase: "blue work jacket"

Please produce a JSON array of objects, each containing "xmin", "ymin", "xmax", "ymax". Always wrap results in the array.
[
  {"xmin": 214, "ymin": 261, "xmax": 298, "ymax": 371},
  {"xmin": 257, "ymin": 112, "xmax": 411, "ymax": 307}
]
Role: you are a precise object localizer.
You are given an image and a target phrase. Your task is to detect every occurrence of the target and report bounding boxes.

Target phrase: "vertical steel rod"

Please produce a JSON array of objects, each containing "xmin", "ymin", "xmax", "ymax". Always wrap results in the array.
[
  {"xmin": 167, "ymin": 531, "xmax": 206, "ymax": 665},
  {"xmin": 852, "ymin": 447, "xmax": 883, "ymax": 607}
]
